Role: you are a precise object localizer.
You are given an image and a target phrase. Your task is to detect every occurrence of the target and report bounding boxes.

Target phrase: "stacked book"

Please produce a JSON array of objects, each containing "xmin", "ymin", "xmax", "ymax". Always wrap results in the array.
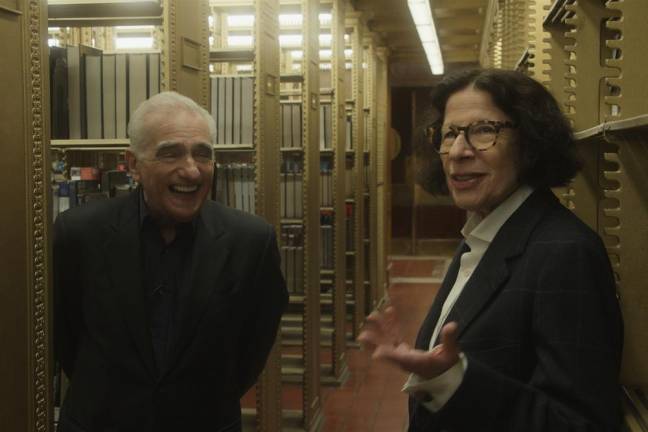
[
  {"xmin": 280, "ymin": 225, "xmax": 304, "ymax": 294},
  {"xmin": 280, "ymin": 102, "xmax": 303, "ymax": 149},
  {"xmin": 51, "ymin": 166, "xmax": 132, "ymax": 221},
  {"xmin": 319, "ymin": 102, "xmax": 333, "ymax": 150},
  {"xmin": 50, "ymin": 45, "xmax": 161, "ymax": 139},
  {"xmin": 320, "ymin": 210, "xmax": 334, "ymax": 269},
  {"xmin": 212, "ymin": 163, "xmax": 256, "ymax": 214},
  {"xmin": 280, "ymin": 159, "xmax": 303, "ymax": 219},
  {"xmin": 320, "ymin": 159, "xmax": 333, "ymax": 207},
  {"xmin": 210, "ymin": 76, "xmax": 254, "ymax": 146}
]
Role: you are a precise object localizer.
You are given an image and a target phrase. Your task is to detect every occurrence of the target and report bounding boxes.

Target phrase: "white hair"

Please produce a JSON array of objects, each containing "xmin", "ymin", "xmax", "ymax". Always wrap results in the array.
[{"xmin": 127, "ymin": 91, "xmax": 216, "ymax": 156}]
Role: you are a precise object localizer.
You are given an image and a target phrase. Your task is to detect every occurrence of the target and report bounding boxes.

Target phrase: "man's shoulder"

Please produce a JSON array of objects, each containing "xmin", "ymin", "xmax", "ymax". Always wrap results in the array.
[{"xmin": 56, "ymin": 193, "xmax": 132, "ymax": 232}]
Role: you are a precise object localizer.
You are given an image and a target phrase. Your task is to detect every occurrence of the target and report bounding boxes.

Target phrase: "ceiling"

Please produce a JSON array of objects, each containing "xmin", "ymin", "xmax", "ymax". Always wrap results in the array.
[{"xmin": 353, "ymin": 0, "xmax": 489, "ymax": 86}]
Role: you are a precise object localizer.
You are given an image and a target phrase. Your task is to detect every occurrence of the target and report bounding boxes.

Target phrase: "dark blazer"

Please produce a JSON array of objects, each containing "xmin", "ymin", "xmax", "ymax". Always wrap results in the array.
[
  {"xmin": 54, "ymin": 191, "xmax": 288, "ymax": 432},
  {"xmin": 409, "ymin": 189, "xmax": 623, "ymax": 432}
]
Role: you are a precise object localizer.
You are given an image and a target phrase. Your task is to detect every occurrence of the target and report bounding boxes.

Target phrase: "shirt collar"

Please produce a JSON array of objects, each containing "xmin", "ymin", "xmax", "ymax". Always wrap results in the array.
[
  {"xmin": 138, "ymin": 187, "xmax": 200, "ymax": 232},
  {"xmin": 461, "ymin": 185, "xmax": 534, "ymax": 246}
]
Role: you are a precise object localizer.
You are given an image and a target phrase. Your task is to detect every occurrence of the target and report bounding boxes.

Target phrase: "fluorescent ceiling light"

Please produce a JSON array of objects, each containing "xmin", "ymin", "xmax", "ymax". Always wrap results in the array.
[
  {"xmin": 209, "ymin": 36, "xmax": 214, "ymax": 46},
  {"xmin": 319, "ymin": 33, "xmax": 332, "ymax": 47},
  {"xmin": 291, "ymin": 63, "xmax": 302, "ymax": 71},
  {"xmin": 320, "ymin": 49, "xmax": 332, "ymax": 60},
  {"xmin": 344, "ymin": 48, "xmax": 352, "ymax": 58},
  {"xmin": 280, "ymin": 34, "xmax": 302, "ymax": 47},
  {"xmin": 320, "ymin": 63, "xmax": 331, "ymax": 70},
  {"xmin": 319, "ymin": 13, "xmax": 332, "ymax": 26},
  {"xmin": 407, "ymin": 0, "xmax": 444, "ymax": 75},
  {"xmin": 291, "ymin": 50, "xmax": 304, "ymax": 60},
  {"xmin": 208, "ymin": 15, "xmax": 214, "ymax": 27},
  {"xmin": 345, "ymin": 62, "xmax": 352, "ymax": 70},
  {"xmin": 227, "ymin": 14, "xmax": 255, "ymax": 27},
  {"xmin": 236, "ymin": 64, "xmax": 253, "ymax": 72},
  {"xmin": 115, "ymin": 37, "xmax": 154, "ymax": 50},
  {"xmin": 48, "ymin": 38, "xmax": 59, "ymax": 47},
  {"xmin": 228, "ymin": 35, "xmax": 253, "ymax": 47},
  {"xmin": 280, "ymin": 14, "xmax": 302, "ymax": 27}
]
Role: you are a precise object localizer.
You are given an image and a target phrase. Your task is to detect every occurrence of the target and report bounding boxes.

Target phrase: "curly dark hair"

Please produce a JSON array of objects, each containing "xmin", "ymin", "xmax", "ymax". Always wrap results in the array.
[{"xmin": 417, "ymin": 68, "xmax": 581, "ymax": 195}]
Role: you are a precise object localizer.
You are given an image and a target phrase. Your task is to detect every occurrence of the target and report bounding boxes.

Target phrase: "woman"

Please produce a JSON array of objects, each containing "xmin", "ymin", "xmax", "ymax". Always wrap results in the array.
[{"xmin": 358, "ymin": 69, "xmax": 623, "ymax": 431}]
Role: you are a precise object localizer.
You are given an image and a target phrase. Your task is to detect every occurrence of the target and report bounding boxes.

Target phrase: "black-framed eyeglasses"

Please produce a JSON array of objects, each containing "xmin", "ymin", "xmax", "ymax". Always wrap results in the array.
[{"xmin": 425, "ymin": 120, "xmax": 516, "ymax": 155}]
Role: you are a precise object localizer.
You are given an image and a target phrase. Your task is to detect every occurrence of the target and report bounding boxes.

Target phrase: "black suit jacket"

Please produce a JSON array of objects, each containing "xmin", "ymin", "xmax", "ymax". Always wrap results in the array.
[
  {"xmin": 409, "ymin": 189, "xmax": 623, "ymax": 432},
  {"xmin": 54, "ymin": 191, "xmax": 288, "ymax": 432}
]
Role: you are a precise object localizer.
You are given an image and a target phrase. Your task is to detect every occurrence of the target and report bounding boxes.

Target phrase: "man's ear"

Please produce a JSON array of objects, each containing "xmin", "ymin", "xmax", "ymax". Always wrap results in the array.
[{"xmin": 125, "ymin": 149, "xmax": 140, "ymax": 183}]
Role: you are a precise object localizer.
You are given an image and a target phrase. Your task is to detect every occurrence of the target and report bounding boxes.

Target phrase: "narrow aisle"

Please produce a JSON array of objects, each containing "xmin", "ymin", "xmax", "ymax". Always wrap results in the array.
[{"xmin": 321, "ymin": 256, "xmax": 452, "ymax": 432}]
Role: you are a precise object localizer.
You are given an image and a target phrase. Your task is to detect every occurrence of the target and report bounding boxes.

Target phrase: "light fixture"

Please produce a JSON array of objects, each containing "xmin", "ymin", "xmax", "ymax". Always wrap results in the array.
[
  {"xmin": 319, "ymin": 33, "xmax": 332, "ymax": 47},
  {"xmin": 407, "ymin": 0, "xmax": 444, "ymax": 75},
  {"xmin": 227, "ymin": 15, "xmax": 255, "ymax": 28},
  {"xmin": 115, "ymin": 36, "xmax": 154, "ymax": 50},
  {"xmin": 344, "ymin": 48, "xmax": 352, "ymax": 58},
  {"xmin": 280, "ymin": 14, "xmax": 302, "ymax": 27},
  {"xmin": 291, "ymin": 50, "xmax": 304, "ymax": 60},
  {"xmin": 319, "ymin": 13, "xmax": 332, "ymax": 26},
  {"xmin": 228, "ymin": 35, "xmax": 254, "ymax": 47},
  {"xmin": 319, "ymin": 49, "xmax": 332, "ymax": 60},
  {"xmin": 279, "ymin": 34, "xmax": 303, "ymax": 47},
  {"xmin": 236, "ymin": 64, "xmax": 253, "ymax": 72}
]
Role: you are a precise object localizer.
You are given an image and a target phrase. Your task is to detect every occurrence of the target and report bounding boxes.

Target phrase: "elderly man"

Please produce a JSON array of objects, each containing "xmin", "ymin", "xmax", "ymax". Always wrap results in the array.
[{"xmin": 54, "ymin": 91, "xmax": 288, "ymax": 432}]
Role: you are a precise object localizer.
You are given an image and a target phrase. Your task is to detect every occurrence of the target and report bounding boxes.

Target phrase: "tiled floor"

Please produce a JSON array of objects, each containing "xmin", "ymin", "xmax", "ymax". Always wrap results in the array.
[
  {"xmin": 242, "ymin": 248, "xmax": 456, "ymax": 431},
  {"xmin": 318, "ymin": 254, "xmax": 453, "ymax": 432}
]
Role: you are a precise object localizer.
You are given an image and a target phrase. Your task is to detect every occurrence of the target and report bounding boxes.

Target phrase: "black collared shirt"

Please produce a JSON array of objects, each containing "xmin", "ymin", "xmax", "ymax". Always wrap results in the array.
[{"xmin": 139, "ymin": 191, "xmax": 197, "ymax": 376}]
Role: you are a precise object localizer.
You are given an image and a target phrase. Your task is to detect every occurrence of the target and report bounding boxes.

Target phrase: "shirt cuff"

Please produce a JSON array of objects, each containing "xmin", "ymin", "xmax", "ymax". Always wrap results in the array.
[{"xmin": 401, "ymin": 353, "xmax": 468, "ymax": 412}]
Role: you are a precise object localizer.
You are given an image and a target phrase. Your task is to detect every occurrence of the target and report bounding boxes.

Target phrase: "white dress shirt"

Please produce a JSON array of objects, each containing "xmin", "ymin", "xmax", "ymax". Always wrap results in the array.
[{"xmin": 402, "ymin": 185, "xmax": 534, "ymax": 412}]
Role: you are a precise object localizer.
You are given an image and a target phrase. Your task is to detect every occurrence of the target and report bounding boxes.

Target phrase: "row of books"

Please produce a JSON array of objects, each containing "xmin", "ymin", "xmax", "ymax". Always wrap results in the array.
[
  {"xmin": 320, "ymin": 160, "xmax": 333, "ymax": 207},
  {"xmin": 320, "ymin": 210, "xmax": 334, "ymax": 270},
  {"xmin": 281, "ymin": 102, "xmax": 303, "ymax": 149},
  {"xmin": 210, "ymin": 76, "xmax": 254, "ymax": 146},
  {"xmin": 212, "ymin": 163, "xmax": 256, "ymax": 214},
  {"xmin": 50, "ymin": 45, "xmax": 160, "ymax": 139},
  {"xmin": 280, "ymin": 225, "xmax": 304, "ymax": 294},
  {"xmin": 345, "ymin": 202, "xmax": 355, "ymax": 251},
  {"xmin": 280, "ymin": 102, "xmax": 353, "ymax": 150},
  {"xmin": 280, "ymin": 160, "xmax": 303, "ymax": 219},
  {"xmin": 51, "ymin": 167, "xmax": 132, "ymax": 221}
]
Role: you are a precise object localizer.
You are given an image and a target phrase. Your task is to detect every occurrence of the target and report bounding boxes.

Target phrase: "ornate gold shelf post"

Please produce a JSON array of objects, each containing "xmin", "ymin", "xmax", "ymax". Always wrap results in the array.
[
  {"xmin": 375, "ymin": 45, "xmax": 389, "ymax": 305},
  {"xmin": 252, "ymin": 0, "xmax": 283, "ymax": 429},
  {"xmin": 345, "ymin": 11, "xmax": 366, "ymax": 338},
  {"xmin": 0, "ymin": 0, "xmax": 52, "ymax": 430},
  {"xmin": 301, "ymin": 0, "xmax": 323, "ymax": 428},
  {"xmin": 161, "ymin": 0, "xmax": 210, "ymax": 107},
  {"xmin": 330, "ymin": 0, "xmax": 349, "ymax": 383}
]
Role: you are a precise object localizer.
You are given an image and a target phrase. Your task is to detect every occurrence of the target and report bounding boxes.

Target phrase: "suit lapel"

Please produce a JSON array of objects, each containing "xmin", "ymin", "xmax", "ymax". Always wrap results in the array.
[
  {"xmin": 442, "ymin": 189, "xmax": 557, "ymax": 342},
  {"xmin": 103, "ymin": 192, "xmax": 157, "ymax": 377},
  {"xmin": 166, "ymin": 202, "xmax": 230, "ymax": 372},
  {"xmin": 415, "ymin": 241, "xmax": 469, "ymax": 350}
]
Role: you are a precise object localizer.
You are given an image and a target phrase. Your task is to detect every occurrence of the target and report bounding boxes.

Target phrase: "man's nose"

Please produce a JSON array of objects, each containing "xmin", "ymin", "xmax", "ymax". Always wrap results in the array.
[{"xmin": 177, "ymin": 156, "xmax": 201, "ymax": 178}]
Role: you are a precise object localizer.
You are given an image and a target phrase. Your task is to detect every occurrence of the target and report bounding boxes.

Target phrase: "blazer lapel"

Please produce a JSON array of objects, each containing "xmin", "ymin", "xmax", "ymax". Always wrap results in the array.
[
  {"xmin": 167, "ymin": 203, "xmax": 230, "ymax": 371},
  {"xmin": 442, "ymin": 189, "xmax": 557, "ymax": 342},
  {"xmin": 415, "ymin": 241, "xmax": 469, "ymax": 350},
  {"xmin": 103, "ymin": 192, "xmax": 157, "ymax": 377}
]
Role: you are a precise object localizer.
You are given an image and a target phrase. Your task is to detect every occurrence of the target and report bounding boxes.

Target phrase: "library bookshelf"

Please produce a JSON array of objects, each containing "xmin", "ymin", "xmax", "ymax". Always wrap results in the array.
[{"xmin": 481, "ymin": 1, "xmax": 648, "ymax": 429}]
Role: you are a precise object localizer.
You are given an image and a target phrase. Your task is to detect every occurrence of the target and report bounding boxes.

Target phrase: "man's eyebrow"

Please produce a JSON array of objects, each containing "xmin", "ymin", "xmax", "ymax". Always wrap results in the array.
[
  {"xmin": 154, "ymin": 141, "xmax": 213, "ymax": 150},
  {"xmin": 155, "ymin": 141, "xmax": 182, "ymax": 151}
]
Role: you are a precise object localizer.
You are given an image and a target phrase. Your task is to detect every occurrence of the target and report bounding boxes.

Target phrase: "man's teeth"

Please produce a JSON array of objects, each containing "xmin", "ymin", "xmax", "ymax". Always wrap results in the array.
[{"xmin": 171, "ymin": 185, "xmax": 199, "ymax": 193}]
